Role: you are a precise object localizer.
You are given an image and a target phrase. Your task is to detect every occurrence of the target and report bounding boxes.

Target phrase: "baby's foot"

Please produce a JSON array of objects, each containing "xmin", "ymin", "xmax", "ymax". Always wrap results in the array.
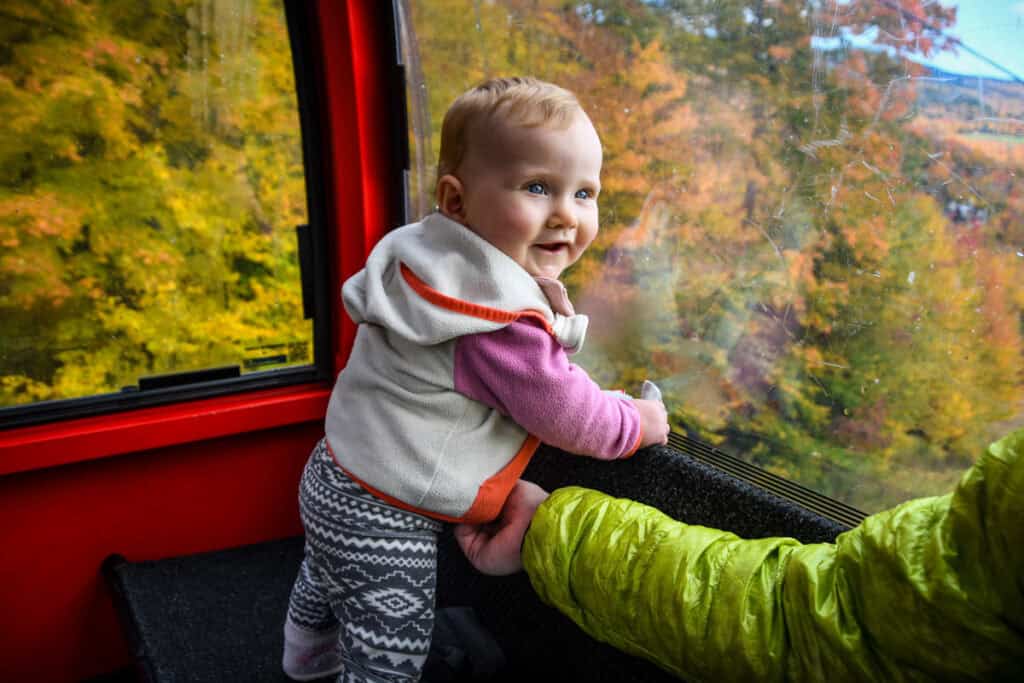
[{"xmin": 282, "ymin": 621, "xmax": 344, "ymax": 681}]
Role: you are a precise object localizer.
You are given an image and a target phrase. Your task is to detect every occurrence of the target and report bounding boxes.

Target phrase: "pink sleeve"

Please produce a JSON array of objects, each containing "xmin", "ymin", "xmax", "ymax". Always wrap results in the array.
[{"xmin": 453, "ymin": 317, "xmax": 642, "ymax": 459}]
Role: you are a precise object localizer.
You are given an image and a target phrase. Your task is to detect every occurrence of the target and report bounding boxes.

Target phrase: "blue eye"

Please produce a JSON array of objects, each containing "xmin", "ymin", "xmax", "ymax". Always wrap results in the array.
[
  {"xmin": 575, "ymin": 189, "xmax": 594, "ymax": 199},
  {"xmin": 526, "ymin": 182, "xmax": 546, "ymax": 195}
]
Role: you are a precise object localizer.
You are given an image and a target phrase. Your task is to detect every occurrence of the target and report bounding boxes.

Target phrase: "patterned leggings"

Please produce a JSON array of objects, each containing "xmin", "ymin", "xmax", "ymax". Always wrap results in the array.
[{"xmin": 286, "ymin": 439, "xmax": 444, "ymax": 682}]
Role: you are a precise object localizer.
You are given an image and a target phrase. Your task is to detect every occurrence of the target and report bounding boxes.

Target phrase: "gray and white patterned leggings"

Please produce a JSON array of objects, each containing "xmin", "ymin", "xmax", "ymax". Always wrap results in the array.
[{"xmin": 286, "ymin": 438, "xmax": 444, "ymax": 682}]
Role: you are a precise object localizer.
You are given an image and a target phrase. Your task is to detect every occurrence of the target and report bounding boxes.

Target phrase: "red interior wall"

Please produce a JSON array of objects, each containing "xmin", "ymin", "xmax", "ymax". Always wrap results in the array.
[
  {"xmin": 0, "ymin": 1, "xmax": 399, "ymax": 680},
  {"xmin": 0, "ymin": 426, "xmax": 318, "ymax": 680}
]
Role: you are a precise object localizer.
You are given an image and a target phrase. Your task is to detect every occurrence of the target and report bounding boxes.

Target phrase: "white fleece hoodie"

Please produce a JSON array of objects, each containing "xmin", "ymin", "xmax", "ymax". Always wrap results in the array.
[{"xmin": 325, "ymin": 213, "xmax": 587, "ymax": 523}]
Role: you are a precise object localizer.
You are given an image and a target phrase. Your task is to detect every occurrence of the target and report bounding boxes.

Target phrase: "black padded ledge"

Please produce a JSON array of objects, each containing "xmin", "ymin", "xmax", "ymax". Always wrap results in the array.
[
  {"xmin": 523, "ymin": 442, "xmax": 848, "ymax": 544},
  {"xmin": 105, "ymin": 442, "xmax": 848, "ymax": 682}
]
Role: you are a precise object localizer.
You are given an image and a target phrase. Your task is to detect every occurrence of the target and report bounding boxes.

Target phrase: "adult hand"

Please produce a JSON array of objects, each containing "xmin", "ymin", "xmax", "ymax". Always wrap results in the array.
[{"xmin": 454, "ymin": 479, "xmax": 550, "ymax": 576}]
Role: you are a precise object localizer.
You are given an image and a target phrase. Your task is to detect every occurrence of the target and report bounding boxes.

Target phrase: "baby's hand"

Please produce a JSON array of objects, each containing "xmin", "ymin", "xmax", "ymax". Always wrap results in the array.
[{"xmin": 635, "ymin": 398, "xmax": 669, "ymax": 447}]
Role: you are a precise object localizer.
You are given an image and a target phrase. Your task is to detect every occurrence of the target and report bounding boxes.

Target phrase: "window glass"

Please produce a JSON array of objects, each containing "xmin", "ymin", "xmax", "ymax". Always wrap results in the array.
[
  {"xmin": 399, "ymin": 0, "xmax": 1024, "ymax": 513},
  {"xmin": 0, "ymin": 0, "xmax": 310, "ymax": 412}
]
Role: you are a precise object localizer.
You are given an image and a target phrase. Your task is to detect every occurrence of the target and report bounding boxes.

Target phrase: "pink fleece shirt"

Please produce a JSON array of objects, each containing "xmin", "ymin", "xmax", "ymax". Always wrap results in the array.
[{"xmin": 454, "ymin": 317, "xmax": 642, "ymax": 459}]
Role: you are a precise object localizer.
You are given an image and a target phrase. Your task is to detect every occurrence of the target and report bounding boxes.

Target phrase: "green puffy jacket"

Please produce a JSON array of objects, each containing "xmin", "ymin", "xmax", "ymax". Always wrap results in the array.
[{"xmin": 522, "ymin": 429, "xmax": 1024, "ymax": 682}]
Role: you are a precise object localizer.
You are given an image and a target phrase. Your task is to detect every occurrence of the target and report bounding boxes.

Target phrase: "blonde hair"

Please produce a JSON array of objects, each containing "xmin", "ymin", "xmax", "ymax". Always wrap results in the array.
[{"xmin": 436, "ymin": 77, "xmax": 581, "ymax": 184}]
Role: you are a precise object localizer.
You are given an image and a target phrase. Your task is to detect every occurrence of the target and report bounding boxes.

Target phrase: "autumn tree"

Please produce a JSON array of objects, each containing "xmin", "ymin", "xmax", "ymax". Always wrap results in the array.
[{"xmin": 0, "ymin": 0, "xmax": 308, "ymax": 406}]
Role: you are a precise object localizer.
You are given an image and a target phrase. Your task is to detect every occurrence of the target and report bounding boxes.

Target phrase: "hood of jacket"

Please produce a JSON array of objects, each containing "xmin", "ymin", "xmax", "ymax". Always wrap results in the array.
[{"xmin": 342, "ymin": 212, "xmax": 588, "ymax": 349}]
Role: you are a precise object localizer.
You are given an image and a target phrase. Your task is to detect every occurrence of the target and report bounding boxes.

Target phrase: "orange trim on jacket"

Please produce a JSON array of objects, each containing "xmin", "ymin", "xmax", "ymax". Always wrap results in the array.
[
  {"xmin": 404, "ymin": 258, "xmax": 642, "ymax": 461},
  {"xmin": 624, "ymin": 427, "xmax": 643, "ymax": 458},
  {"xmin": 400, "ymin": 262, "xmax": 554, "ymax": 335},
  {"xmin": 326, "ymin": 436, "xmax": 540, "ymax": 524}
]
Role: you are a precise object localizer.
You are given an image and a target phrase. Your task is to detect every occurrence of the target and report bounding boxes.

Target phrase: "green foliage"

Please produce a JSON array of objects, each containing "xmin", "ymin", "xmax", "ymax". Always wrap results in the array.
[
  {"xmin": 0, "ymin": 0, "xmax": 309, "ymax": 407},
  {"xmin": 5, "ymin": 0, "xmax": 1021, "ymax": 512},
  {"xmin": 407, "ymin": 0, "xmax": 1024, "ymax": 512}
]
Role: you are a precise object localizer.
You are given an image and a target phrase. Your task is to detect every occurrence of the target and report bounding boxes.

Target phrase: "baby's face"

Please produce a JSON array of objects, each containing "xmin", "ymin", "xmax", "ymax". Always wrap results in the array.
[{"xmin": 453, "ymin": 109, "xmax": 602, "ymax": 280}]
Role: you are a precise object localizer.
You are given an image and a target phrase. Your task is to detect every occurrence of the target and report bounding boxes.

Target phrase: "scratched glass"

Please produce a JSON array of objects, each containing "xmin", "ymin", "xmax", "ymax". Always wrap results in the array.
[{"xmin": 401, "ymin": 0, "xmax": 1023, "ymax": 513}]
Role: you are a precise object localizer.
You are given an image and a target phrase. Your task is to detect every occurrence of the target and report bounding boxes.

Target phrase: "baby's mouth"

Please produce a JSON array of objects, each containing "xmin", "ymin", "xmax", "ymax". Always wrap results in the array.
[{"xmin": 535, "ymin": 242, "xmax": 569, "ymax": 253}]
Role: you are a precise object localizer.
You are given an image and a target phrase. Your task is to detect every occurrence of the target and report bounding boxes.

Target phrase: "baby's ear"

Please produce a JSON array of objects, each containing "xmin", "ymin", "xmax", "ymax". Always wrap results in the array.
[{"xmin": 436, "ymin": 174, "xmax": 467, "ymax": 223}]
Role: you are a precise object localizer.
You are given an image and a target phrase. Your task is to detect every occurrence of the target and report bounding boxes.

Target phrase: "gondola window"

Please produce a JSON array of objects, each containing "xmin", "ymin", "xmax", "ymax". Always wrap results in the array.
[
  {"xmin": 1, "ymin": 1, "xmax": 312, "ymax": 417},
  {"xmin": 398, "ymin": 0, "xmax": 1024, "ymax": 513}
]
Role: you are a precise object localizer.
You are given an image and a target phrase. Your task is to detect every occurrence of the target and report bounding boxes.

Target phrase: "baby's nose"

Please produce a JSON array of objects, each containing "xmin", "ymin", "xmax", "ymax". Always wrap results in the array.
[{"xmin": 547, "ymin": 201, "xmax": 577, "ymax": 228}]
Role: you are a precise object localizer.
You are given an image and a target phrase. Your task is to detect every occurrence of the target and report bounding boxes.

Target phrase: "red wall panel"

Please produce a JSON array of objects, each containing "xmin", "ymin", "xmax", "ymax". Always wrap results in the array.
[{"xmin": 0, "ymin": 426, "xmax": 317, "ymax": 681}]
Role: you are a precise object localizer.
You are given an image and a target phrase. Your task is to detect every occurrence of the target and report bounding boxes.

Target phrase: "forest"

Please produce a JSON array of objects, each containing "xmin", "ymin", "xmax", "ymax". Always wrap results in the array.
[
  {"xmin": 1, "ymin": 0, "xmax": 1022, "ymax": 511},
  {"xmin": 403, "ymin": 0, "xmax": 1024, "ymax": 510},
  {"xmin": 0, "ymin": 0, "xmax": 309, "ymax": 409}
]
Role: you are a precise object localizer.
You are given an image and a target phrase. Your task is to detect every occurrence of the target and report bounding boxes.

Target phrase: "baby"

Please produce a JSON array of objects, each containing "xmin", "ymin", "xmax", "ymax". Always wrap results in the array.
[{"xmin": 283, "ymin": 76, "xmax": 669, "ymax": 682}]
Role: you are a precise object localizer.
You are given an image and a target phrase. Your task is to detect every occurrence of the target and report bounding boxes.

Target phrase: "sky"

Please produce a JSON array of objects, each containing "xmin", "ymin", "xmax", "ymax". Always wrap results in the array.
[{"xmin": 911, "ymin": 1, "xmax": 1024, "ymax": 81}]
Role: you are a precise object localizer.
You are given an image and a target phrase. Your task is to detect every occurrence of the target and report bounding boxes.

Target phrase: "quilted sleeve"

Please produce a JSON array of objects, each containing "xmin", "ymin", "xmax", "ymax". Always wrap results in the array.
[{"xmin": 521, "ymin": 429, "xmax": 1024, "ymax": 682}]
